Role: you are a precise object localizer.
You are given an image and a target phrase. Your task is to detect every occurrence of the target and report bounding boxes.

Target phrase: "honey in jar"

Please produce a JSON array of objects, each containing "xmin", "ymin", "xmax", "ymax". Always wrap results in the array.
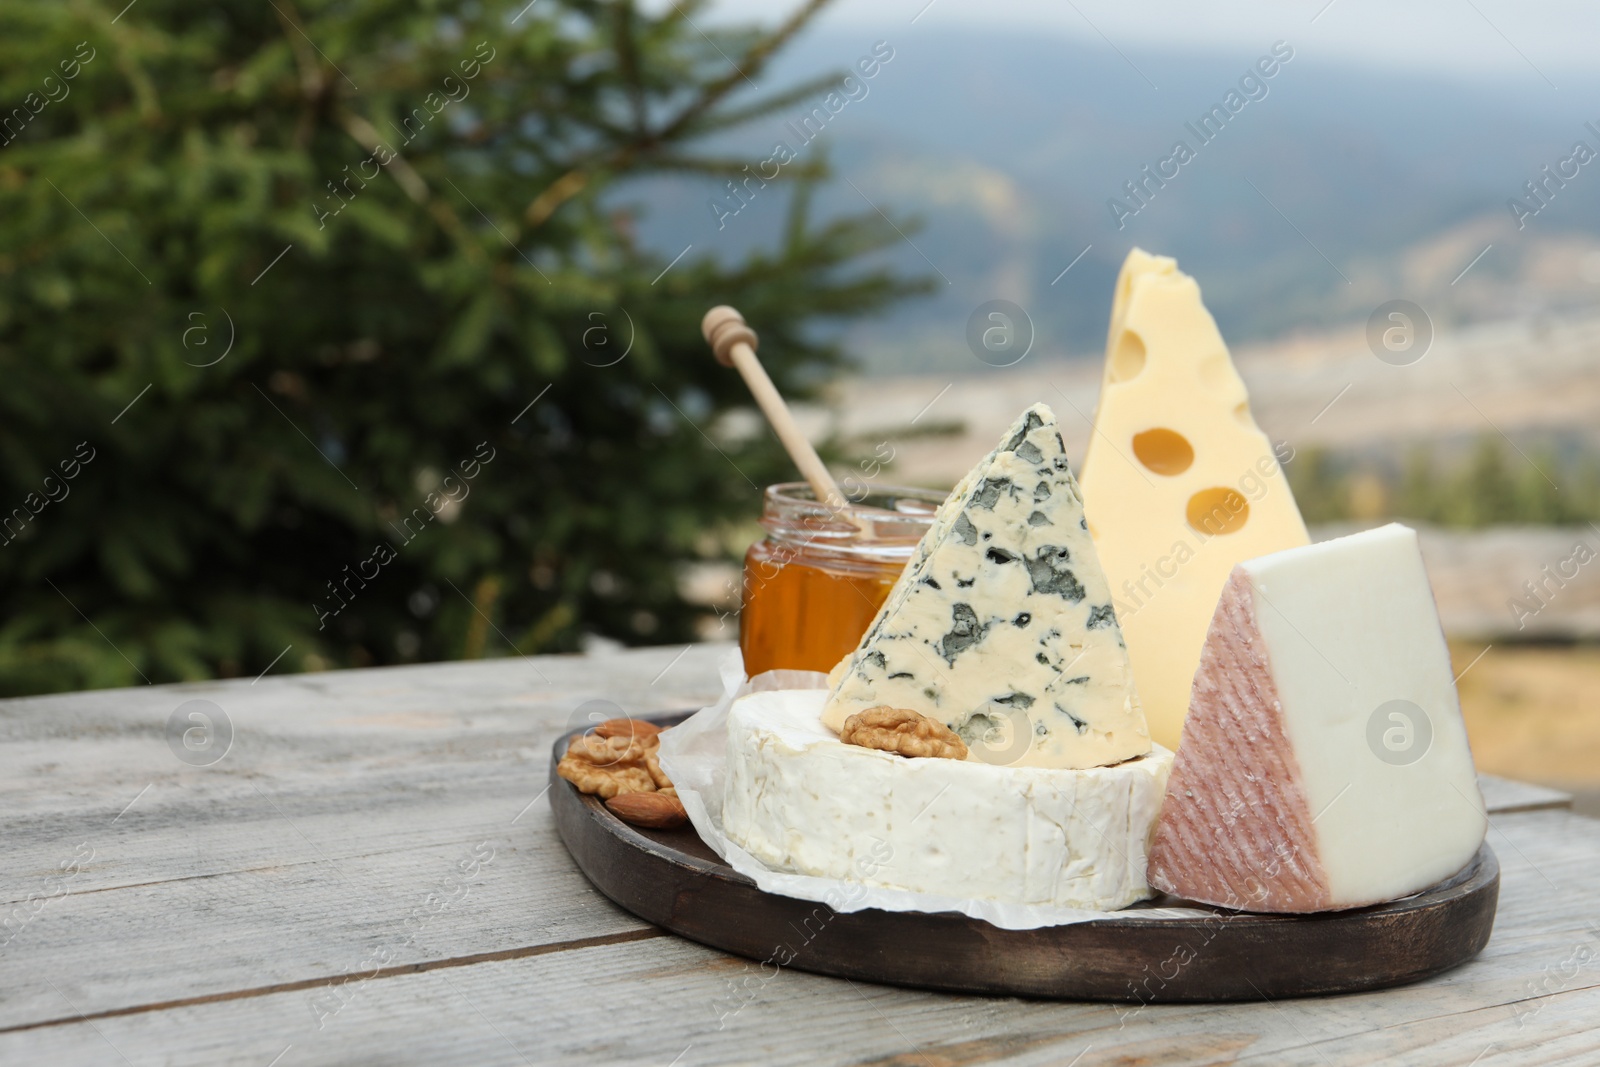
[{"xmin": 739, "ymin": 483, "xmax": 945, "ymax": 676}]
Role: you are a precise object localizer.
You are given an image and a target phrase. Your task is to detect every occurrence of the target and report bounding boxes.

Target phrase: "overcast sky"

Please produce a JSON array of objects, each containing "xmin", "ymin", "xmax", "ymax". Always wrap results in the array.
[{"xmin": 699, "ymin": 0, "xmax": 1598, "ymax": 84}]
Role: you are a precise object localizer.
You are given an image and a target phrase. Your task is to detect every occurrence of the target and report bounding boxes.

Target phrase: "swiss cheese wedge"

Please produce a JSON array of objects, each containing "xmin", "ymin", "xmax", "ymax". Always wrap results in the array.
[{"xmin": 1080, "ymin": 249, "xmax": 1309, "ymax": 749}]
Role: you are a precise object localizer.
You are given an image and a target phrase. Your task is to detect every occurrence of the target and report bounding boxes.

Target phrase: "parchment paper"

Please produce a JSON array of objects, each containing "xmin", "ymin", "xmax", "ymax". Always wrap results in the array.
[{"xmin": 656, "ymin": 648, "xmax": 1215, "ymax": 931}]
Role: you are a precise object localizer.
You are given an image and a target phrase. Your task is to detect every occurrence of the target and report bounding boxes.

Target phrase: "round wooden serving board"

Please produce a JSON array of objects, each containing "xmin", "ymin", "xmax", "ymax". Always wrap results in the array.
[{"xmin": 551, "ymin": 713, "xmax": 1499, "ymax": 1001}]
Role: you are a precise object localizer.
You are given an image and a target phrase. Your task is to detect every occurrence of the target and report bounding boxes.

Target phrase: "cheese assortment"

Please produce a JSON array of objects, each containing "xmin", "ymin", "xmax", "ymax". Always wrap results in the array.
[
  {"xmin": 820, "ymin": 404, "xmax": 1151, "ymax": 770},
  {"xmin": 610, "ymin": 250, "xmax": 1490, "ymax": 930},
  {"xmin": 1080, "ymin": 249, "xmax": 1310, "ymax": 750},
  {"xmin": 714, "ymin": 407, "xmax": 1171, "ymax": 907},
  {"xmin": 1146, "ymin": 524, "xmax": 1487, "ymax": 911},
  {"xmin": 723, "ymin": 688, "xmax": 1171, "ymax": 910}
]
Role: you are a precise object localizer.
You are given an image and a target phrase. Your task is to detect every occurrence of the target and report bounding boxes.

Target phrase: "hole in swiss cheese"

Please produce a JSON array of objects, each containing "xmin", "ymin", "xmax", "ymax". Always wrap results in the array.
[
  {"xmin": 1186, "ymin": 487, "xmax": 1250, "ymax": 536},
  {"xmin": 1132, "ymin": 428, "xmax": 1194, "ymax": 476},
  {"xmin": 1109, "ymin": 330, "xmax": 1146, "ymax": 382}
]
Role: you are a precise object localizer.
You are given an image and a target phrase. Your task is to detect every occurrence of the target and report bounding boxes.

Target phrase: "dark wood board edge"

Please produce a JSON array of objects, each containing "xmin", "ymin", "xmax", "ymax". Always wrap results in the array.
[{"xmin": 550, "ymin": 714, "xmax": 1499, "ymax": 1002}]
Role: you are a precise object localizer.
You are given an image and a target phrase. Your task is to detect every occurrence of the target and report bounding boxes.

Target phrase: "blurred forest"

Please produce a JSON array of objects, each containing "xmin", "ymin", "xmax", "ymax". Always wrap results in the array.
[
  {"xmin": 0, "ymin": 0, "xmax": 923, "ymax": 696},
  {"xmin": 1288, "ymin": 436, "xmax": 1600, "ymax": 529}
]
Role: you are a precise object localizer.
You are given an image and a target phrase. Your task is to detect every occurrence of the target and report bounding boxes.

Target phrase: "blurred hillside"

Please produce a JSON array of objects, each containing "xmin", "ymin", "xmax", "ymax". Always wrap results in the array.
[
  {"xmin": 625, "ymin": 28, "xmax": 1600, "ymax": 373},
  {"xmin": 697, "ymin": 305, "xmax": 1600, "ymax": 642},
  {"xmin": 815, "ymin": 307, "xmax": 1600, "ymax": 495}
]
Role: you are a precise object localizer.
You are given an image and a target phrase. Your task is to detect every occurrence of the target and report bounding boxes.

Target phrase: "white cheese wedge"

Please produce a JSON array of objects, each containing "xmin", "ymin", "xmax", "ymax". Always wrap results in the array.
[
  {"xmin": 1147, "ymin": 524, "xmax": 1488, "ymax": 912},
  {"xmin": 725, "ymin": 689, "xmax": 1173, "ymax": 910},
  {"xmin": 1080, "ymin": 249, "xmax": 1311, "ymax": 750},
  {"xmin": 821, "ymin": 404, "xmax": 1151, "ymax": 770}
]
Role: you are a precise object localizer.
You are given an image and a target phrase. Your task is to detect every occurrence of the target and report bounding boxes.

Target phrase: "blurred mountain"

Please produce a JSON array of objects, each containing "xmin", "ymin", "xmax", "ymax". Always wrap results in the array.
[{"xmin": 619, "ymin": 27, "xmax": 1600, "ymax": 374}]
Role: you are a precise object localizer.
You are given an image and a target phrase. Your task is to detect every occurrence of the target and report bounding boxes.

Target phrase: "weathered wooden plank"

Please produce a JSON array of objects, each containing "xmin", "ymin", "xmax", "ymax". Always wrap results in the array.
[
  {"xmin": 0, "ymin": 814, "xmax": 660, "ymax": 1029},
  {"xmin": 4, "ymin": 901, "xmax": 1598, "ymax": 1067},
  {"xmin": 1479, "ymin": 774, "xmax": 1572, "ymax": 814},
  {"xmin": 2, "ymin": 644, "xmax": 1596, "ymax": 1066},
  {"xmin": 1, "ymin": 807, "xmax": 1594, "ymax": 1059},
  {"xmin": 0, "ymin": 643, "xmax": 731, "ymax": 900},
  {"xmin": 1231, "ymin": 985, "xmax": 1600, "ymax": 1066},
  {"xmin": 0, "ymin": 647, "xmax": 736, "ymax": 1027},
  {"xmin": 0, "ymin": 647, "xmax": 736, "ymax": 1029}
]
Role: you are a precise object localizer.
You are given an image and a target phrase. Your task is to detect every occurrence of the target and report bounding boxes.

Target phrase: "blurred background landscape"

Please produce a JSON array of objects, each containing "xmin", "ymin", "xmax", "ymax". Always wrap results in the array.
[
  {"xmin": 666, "ymin": 1, "xmax": 1600, "ymax": 813},
  {"xmin": 1, "ymin": 0, "xmax": 1595, "ymax": 809},
  {"xmin": 642, "ymin": 24, "xmax": 1600, "ymax": 375}
]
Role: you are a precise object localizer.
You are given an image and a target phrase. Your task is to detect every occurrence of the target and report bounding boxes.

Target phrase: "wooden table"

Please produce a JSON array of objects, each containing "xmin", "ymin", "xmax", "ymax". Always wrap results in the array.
[{"xmin": 3, "ymin": 643, "xmax": 1596, "ymax": 1066}]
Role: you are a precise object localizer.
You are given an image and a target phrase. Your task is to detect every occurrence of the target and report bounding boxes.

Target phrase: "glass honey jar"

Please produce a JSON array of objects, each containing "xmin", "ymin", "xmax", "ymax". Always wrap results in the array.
[{"xmin": 739, "ymin": 482, "xmax": 945, "ymax": 677}]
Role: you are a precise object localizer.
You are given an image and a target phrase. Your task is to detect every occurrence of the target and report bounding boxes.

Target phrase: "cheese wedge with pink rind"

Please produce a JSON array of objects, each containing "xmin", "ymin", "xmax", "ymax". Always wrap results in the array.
[{"xmin": 1146, "ymin": 523, "xmax": 1487, "ymax": 912}]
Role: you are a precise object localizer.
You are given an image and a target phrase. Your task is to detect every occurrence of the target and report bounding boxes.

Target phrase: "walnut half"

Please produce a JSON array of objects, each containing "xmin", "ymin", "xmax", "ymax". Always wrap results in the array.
[
  {"xmin": 840, "ymin": 706, "xmax": 969, "ymax": 760},
  {"xmin": 556, "ymin": 725, "xmax": 687, "ymax": 830},
  {"xmin": 558, "ymin": 732, "xmax": 660, "ymax": 799}
]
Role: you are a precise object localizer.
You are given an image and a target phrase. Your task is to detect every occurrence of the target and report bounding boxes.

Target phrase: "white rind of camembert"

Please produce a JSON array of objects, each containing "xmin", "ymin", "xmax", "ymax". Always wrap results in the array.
[{"xmin": 723, "ymin": 689, "xmax": 1173, "ymax": 910}]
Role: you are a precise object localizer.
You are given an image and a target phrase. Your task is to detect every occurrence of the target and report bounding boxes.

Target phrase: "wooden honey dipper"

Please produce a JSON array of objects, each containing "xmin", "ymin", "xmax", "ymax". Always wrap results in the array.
[{"xmin": 701, "ymin": 305, "xmax": 849, "ymax": 512}]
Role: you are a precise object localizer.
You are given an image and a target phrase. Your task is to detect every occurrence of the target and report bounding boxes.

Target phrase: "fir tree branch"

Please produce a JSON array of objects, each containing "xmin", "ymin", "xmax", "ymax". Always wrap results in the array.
[
  {"xmin": 643, "ymin": 155, "xmax": 828, "ymax": 180},
  {"xmin": 339, "ymin": 111, "xmax": 429, "ymax": 204},
  {"xmin": 523, "ymin": 0, "xmax": 836, "ymax": 227},
  {"xmin": 612, "ymin": 0, "xmax": 650, "ymax": 137},
  {"xmin": 677, "ymin": 70, "xmax": 843, "ymax": 137},
  {"xmin": 656, "ymin": 0, "xmax": 834, "ymax": 142},
  {"xmin": 268, "ymin": 0, "xmax": 329, "ymax": 102}
]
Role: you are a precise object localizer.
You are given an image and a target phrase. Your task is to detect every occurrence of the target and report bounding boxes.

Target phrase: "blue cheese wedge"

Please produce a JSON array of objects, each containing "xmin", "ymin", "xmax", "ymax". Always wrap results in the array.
[{"xmin": 820, "ymin": 404, "xmax": 1152, "ymax": 769}]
